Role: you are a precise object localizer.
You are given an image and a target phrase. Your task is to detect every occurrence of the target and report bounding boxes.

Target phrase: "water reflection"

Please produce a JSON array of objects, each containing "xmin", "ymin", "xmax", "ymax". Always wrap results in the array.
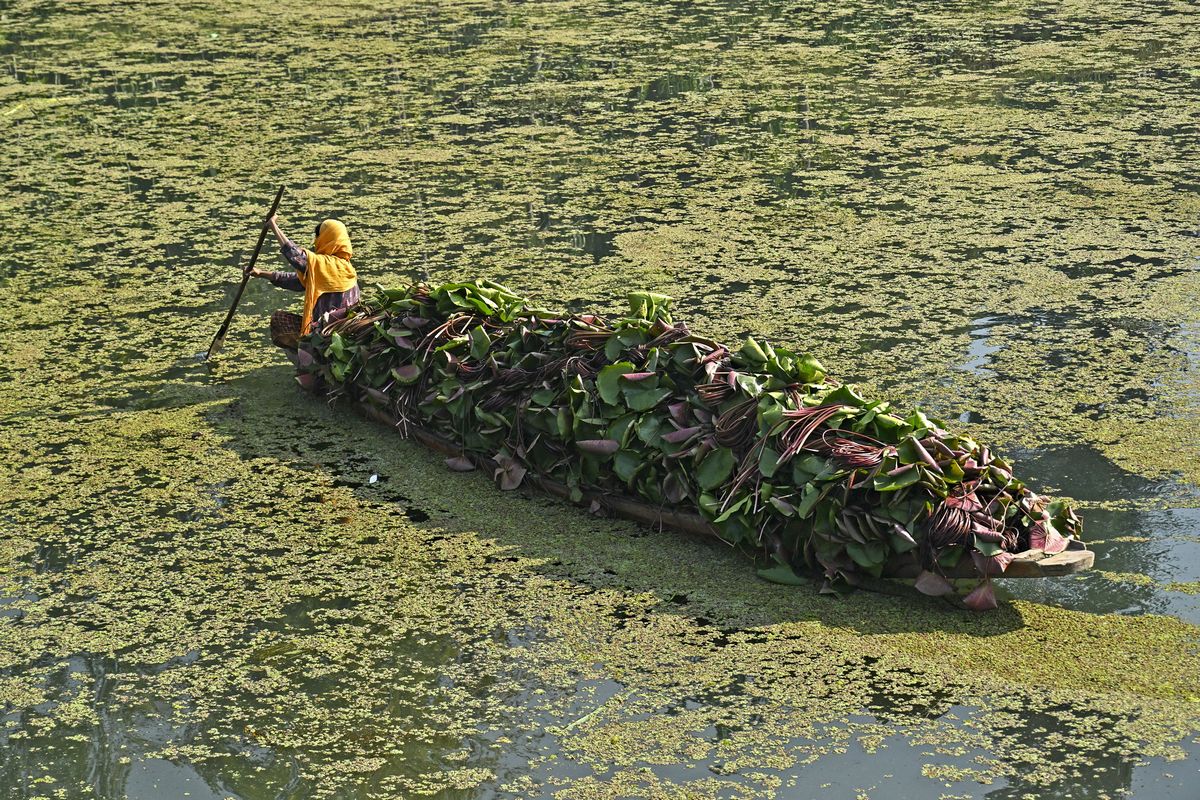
[
  {"xmin": 126, "ymin": 759, "xmax": 229, "ymax": 800},
  {"xmin": 957, "ymin": 315, "xmax": 1000, "ymax": 376}
]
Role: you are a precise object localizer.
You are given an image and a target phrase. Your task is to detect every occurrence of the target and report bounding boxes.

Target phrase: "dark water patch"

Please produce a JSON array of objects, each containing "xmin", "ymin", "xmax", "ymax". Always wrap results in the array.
[
  {"xmin": 630, "ymin": 73, "xmax": 717, "ymax": 102},
  {"xmin": 1055, "ymin": 252, "xmax": 1177, "ymax": 281},
  {"xmin": 569, "ymin": 230, "xmax": 617, "ymax": 262}
]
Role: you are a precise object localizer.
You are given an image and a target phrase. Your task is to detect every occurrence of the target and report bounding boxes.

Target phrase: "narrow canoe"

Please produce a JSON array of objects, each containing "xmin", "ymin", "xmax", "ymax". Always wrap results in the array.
[{"xmin": 300, "ymin": 374, "xmax": 1093, "ymax": 581}]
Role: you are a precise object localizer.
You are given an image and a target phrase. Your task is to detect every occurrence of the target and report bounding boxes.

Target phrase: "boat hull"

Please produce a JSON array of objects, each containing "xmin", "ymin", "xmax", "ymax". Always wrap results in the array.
[{"xmin": 335, "ymin": 390, "xmax": 1094, "ymax": 580}]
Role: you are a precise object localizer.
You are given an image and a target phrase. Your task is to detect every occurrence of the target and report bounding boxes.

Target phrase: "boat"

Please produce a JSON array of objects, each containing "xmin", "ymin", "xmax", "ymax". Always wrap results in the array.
[{"xmin": 279, "ymin": 280, "xmax": 1094, "ymax": 604}]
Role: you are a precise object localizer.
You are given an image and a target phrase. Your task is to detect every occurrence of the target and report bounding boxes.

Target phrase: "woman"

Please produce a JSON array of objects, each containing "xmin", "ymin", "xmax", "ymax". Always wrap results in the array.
[{"xmin": 250, "ymin": 215, "xmax": 360, "ymax": 349}]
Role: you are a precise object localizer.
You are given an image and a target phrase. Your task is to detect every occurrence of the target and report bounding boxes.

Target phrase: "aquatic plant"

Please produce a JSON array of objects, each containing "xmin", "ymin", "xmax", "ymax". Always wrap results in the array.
[
  {"xmin": 297, "ymin": 279, "xmax": 1083, "ymax": 605},
  {"xmin": 3, "ymin": 0, "xmax": 1199, "ymax": 792}
]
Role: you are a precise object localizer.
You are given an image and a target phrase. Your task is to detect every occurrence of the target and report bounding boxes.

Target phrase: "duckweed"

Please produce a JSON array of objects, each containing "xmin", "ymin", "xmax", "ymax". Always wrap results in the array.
[{"xmin": 2, "ymin": 0, "xmax": 1200, "ymax": 797}]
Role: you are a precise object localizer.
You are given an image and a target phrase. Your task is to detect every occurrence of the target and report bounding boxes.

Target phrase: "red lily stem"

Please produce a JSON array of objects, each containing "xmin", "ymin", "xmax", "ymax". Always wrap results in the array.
[{"xmin": 912, "ymin": 437, "xmax": 943, "ymax": 474}]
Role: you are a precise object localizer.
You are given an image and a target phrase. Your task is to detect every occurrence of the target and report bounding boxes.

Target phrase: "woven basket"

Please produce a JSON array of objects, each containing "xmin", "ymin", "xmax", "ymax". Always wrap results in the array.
[{"xmin": 270, "ymin": 310, "xmax": 302, "ymax": 350}]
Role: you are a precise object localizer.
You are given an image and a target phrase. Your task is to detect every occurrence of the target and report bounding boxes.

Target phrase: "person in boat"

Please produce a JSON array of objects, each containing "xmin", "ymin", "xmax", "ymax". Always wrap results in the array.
[{"xmin": 249, "ymin": 215, "xmax": 360, "ymax": 349}]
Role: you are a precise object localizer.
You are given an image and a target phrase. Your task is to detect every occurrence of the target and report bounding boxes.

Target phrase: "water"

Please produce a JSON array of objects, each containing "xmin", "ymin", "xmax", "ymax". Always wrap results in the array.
[{"xmin": 2, "ymin": 0, "xmax": 1200, "ymax": 797}]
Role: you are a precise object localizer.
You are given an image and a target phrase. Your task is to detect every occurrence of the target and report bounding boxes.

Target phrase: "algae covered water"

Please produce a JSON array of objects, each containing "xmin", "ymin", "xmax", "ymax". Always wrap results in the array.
[{"xmin": 2, "ymin": 0, "xmax": 1199, "ymax": 797}]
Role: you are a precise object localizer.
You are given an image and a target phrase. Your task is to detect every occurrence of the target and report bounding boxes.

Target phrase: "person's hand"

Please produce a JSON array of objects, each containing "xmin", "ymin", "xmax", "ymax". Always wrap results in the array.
[
  {"xmin": 244, "ymin": 267, "xmax": 266, "ymax": 278},
  {"xmin": 266, "ymin": 213, "xmax": 279, "ymax": 228}
]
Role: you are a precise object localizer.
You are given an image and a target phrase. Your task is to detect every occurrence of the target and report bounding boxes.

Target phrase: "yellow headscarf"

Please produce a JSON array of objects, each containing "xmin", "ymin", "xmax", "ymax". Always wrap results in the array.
[{"xmin": 298, "ymin": 219, "xmax": 358, "ymax": 332}]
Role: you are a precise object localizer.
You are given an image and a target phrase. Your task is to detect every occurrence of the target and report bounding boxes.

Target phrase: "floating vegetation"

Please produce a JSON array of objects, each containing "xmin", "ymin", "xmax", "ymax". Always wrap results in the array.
[
  {"xmin": 300, "ymin": 280, "xmax": 1084, "ymax": 605},
  {"xmin": 3, "ymin": 0, "xmax": 1200, "ymax": 796},
  {"xmin": 1096, "ymin": 570, "xmax": 1158, "ymax": 588}
]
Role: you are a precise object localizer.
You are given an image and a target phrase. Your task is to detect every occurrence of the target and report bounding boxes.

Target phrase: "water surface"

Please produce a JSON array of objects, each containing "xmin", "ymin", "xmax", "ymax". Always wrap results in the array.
[{"xmin": 2, "ymin": 0, "xmax": 1200, "ymax": 797}]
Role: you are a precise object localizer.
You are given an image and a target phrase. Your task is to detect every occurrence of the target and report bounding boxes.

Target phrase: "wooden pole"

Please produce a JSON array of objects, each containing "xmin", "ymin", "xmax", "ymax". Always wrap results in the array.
[{"xmin": 205, "ymin": 184, "xmax": 286, "ymax": 359}]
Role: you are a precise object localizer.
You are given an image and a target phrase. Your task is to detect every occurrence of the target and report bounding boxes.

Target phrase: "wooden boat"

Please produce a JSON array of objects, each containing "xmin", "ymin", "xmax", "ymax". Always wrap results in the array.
[
  {"xmin": 291, "ymin": 362, "xmax": 1094, "ymax": 581},
  {"xmin": 280, "ymin": 281, "xmax": 1096, "ymax": 596}
]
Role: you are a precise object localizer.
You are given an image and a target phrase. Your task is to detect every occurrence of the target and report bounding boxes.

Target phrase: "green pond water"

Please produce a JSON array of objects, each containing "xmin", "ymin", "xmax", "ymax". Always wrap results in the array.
[{"xmin": 3, "ymin": 0, "xmax": 1200, "ymax": 797}]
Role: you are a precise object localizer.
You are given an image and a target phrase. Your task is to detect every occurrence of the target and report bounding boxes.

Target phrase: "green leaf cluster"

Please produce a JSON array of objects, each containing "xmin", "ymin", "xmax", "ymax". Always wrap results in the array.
[{"xmin": 297, "ymin": 281, "xmax": 1084, "ymax": 596}]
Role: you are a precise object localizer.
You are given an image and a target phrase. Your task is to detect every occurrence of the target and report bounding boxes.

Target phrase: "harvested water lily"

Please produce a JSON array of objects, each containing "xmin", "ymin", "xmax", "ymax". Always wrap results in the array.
[{"xmin": 295, "ymin": 280, "xmax": 1084, "ymax": 603}]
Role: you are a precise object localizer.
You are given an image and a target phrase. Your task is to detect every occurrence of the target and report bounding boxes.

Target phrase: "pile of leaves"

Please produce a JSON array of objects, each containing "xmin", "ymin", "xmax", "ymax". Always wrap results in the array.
[{"xmin": 295, "ymin": 279, "xmax": 1083, "ymax": 609}]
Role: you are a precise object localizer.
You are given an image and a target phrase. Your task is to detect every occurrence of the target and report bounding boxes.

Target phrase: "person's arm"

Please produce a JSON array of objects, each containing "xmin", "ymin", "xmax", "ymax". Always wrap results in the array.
[
  {"xmin": 258, "ymin": 271, "xmax": 304, "ymax": 290},
  {"xmin": 267, "ymin": 214, "xmax": 288, "ymax": 248},
  {"xmin": 249, "ymin": 215, "xmax": 307, "ymax": 278}
]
